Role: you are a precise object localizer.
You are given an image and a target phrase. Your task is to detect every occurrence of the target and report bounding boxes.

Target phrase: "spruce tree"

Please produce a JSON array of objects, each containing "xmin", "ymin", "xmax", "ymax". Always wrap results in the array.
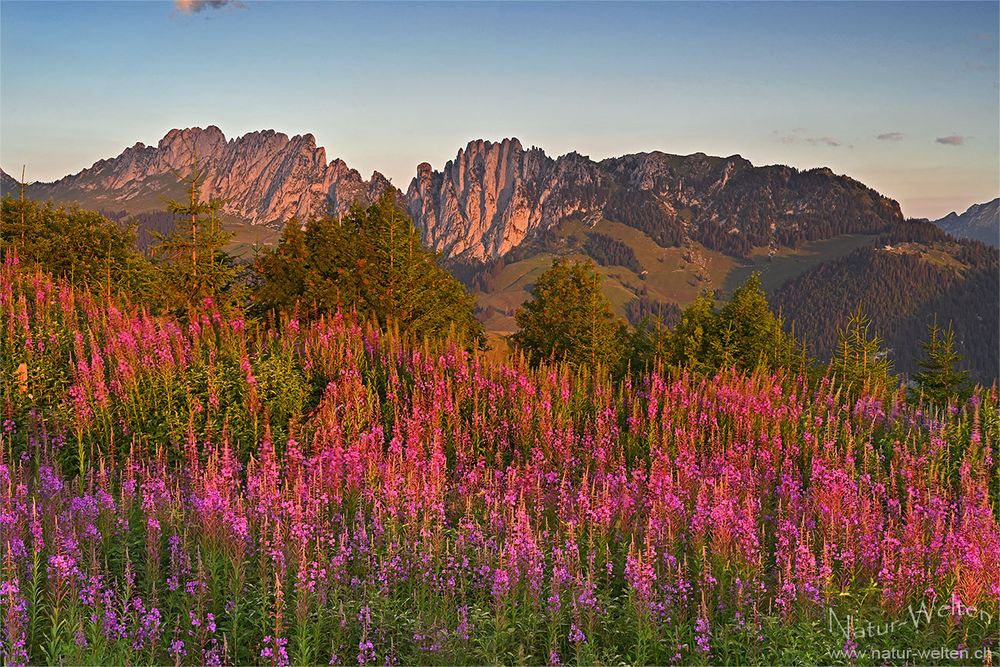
[
  {"xmin": 152, "ymin": 163, "xmax": 238, "ymax": 313},
  {"xmin": 833, "ymin": 306, "xmax": 894, "ymax": 394},
  {"xmin": 911, "ymin": 317, "xmax": 969, "ymax": 406},
  {"xmin": 253, "ymin": 193, "xmax": 484, "ymax": 347},
  {"xmin": 665, "ymin": 274, "xmax": 803, "ymax": 375},
  {"xmin": 253, "ymin": 219, "xmax": 308, "ymax": 313},
  {"xmin": 620, "ymin": 316, "xmax": 670, "ymax": 376},
  {"xmin": 667, "ymin": 291, "xmax": 717, "ymax": 373},
  {"xmin": 714, "ymin": 273, "xmax": 799, "ymax": 372}
]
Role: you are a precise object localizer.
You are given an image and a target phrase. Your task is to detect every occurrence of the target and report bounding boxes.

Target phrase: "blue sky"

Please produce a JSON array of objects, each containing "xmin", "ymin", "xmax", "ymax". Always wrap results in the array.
[{"xmin": 1, "ymin": 1, "xmax": 997, "ymax": 219}]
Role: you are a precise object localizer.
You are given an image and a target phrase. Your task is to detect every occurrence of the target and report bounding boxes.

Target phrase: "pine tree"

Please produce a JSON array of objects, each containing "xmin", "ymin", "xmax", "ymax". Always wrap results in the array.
[
  {"xmin": 253, "ymin": 219, "xmax": 308, "ymax": 313},
  {"xmin": 620, "ymin": 316, "xmax": 670, "ymax": 377},
  {"xmin": 152, "ymin": 163, "xmax": 238, "ymax": 314},
  {"xmin": 714, "ymin": 273, "xmax": 799, "ymax": 372},
  {"xmin": 664, "ymin": 274, "xmax": 803, "ymax": 375},
  {"xmin": 911, "ymin": 317, "xmax": 970, "ymax": 406},
  {"xmin": 511, "ymin": 258, "xmax": 625, "ymax": 370},
  {"xmin": 833, "ymin": 306, "xmax": 894, "ymax": 394}
]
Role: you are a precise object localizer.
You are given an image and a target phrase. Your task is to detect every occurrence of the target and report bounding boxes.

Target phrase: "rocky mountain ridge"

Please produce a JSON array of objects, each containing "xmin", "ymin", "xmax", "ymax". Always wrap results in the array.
[
  {"xmin": 407, "ymin": 139, "xmax": 903, "ymax": 260},
  {"xmin": 3, "ymin": 126, "xmax": 395, "ymax": 226},
  {"xmin": 3, "ymin": 127, "xmax": 905, "ymax": 260},
  {"xmin": 931, "ymin": 198, "xmax": 999, "ymax": 247}
]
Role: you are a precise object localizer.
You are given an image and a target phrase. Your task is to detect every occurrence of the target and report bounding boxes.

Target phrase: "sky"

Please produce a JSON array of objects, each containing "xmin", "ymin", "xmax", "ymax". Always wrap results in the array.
[{"xmin": 1, "ymin": 1, "xmax": 997, "ymax": 220}]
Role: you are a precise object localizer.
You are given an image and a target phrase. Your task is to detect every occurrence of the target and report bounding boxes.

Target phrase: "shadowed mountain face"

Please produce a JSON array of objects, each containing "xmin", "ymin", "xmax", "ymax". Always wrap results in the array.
[
  {"xmin": 931, "ymin": 198, "xmax": 999, "ymax": 247},
  {"xmin": 775, "ymin": 221, "xmax": 999, "ymax": 383},
  {"xmin": 3, "ymin": 129, "xmax": 903, "ymax": 261},
  {"xmin": 0, "ymin": 170, "xmax": 19, "ymax": 194}
]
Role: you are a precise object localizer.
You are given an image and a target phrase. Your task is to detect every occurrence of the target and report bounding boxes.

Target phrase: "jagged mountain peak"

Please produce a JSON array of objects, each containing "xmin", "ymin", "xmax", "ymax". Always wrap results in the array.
[
  {"xmin": 460, "ymin": 137, "xmax": 524, "ymax": 153},
  {"xmin": 407, "ymin": 142, "xmax": 904, "ymax": 260},
  {"xmin": 12, "ymin": 127, "xmax": 397, "ymax": 225},
  {"xmin": 158, "ymin": 125, "xmax": 225, "ymax": 148}
]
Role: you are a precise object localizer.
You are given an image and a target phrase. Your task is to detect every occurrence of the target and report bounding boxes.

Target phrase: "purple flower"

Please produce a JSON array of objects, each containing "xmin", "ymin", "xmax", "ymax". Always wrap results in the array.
[
  {"xmin": 694, "ymin": 614, "xmax": 711, "ymax": 655},
  {"xmin": 38, "ymin": 465, "xmax": 63, "ymax": 496},
  {"xmin": 261, "ymin": 635, "xmax": 290, "ymax": 666},
  {"xmin": 47, "ymin": 553, "xmax": 77, "ymax": 579},
  {"xmin": 357, "ymin": 638, "xmax": 376, "ymax": 665},
  {"xmin": 456, "ymin": 605, "xmax": 470, "ymax": 641},
  {"xmin": 169, "ymin": 639, "xmax": 186, "ymax": 659}
]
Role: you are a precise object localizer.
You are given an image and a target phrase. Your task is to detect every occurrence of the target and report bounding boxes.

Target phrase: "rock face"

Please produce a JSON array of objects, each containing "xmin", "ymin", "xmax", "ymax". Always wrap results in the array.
[
  {"xmin": 405, "ymin": 140, "xmax": 904, "ymax": 260},
  {"xmin": 10, "ymin": 127, "xmax": 396, "ymax": 225},
  {"xmin": 932, "ymin": 198, "xmax": 999, "ymax": 247},
  {"xmin": 405, "ymin": 139, "xmax": 609, "ymax": 259}
]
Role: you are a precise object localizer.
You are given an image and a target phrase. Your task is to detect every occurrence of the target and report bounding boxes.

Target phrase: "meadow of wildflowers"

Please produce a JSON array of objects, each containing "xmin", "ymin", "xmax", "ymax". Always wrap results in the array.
[{"xmin": 1, "ymin": 254, "xmax": 998, "ymax": 666}]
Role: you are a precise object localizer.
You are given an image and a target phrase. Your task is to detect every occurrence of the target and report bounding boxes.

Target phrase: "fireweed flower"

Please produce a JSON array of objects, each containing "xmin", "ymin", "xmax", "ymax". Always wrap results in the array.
[
  {"xmin": 694, "ymin": 614, "xmax": 711, "ymax": 655},
  {"xmin": 2, "ymin": 261, "xmax": 999, "ymax": 665},
  {"xmin": 168, "ymin": 638, "xmax": 186, "ymax": 659},
  {"xmin": 261, "ymin": 635, "xmax": 290, "ymax": 666}
]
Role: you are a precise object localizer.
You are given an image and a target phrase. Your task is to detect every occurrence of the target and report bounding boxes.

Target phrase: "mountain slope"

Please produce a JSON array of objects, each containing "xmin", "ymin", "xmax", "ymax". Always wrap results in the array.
[
  {"xmin": 775, "ymin": 221, "xmax": 999, "ymax": 383},
  {"xmin": 0, "ymin": 169, "xmax": 20, "ymax": 195},
  {"xmin": 2, "ymin": 128, "xmax": 995, "ymax": 379},
  {"xmin": 4, "ymin": 129, "xmax": 904, "ymax": 264},
  {"xmin": 932, "ymin": 198, "xmax": 999, "ymax": 246}
]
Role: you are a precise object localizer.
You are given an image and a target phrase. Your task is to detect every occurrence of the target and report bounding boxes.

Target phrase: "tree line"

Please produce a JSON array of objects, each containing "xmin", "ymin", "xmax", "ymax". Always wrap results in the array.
[
  {"xmin": 1, "ymin": 172, "xmax": 483, "ymax": 347},
  {"xmin": 511, "ymin": 257, "xmax": 973, "ymax": 406}
]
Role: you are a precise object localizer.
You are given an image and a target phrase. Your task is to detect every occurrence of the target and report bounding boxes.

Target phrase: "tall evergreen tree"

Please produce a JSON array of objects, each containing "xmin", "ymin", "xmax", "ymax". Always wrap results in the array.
[
  {"xmin": 833, "ymin": 306, "xmax": 894, "ymax": 394},
  {"xmin": 511, "ymin": 258, "xmax": 625, "ymax": 369},
  {"xmin": 152, "ymin": 164, "xmax": 239, "ymax": 313},
  {"xmin": 252, "ymin": 218, "xmax": 308, "ymax": 311},
  {"xmin": 714, "ymin": 273, "xmax": 800, "ymax": 372},
  {"xmin": 911, "ymin": 317, "xmax": 970, "ymax": 406},
  {"xmin": 666, "ymin": 290, "xmax": 717, "ymax": 373},
  {"xmin": 664, "ymin": 275, "xmax": 803, "ymax": 374},
  {"xmin": 619, "ymin": 316, "xmax": 670, "ymax": 376}
]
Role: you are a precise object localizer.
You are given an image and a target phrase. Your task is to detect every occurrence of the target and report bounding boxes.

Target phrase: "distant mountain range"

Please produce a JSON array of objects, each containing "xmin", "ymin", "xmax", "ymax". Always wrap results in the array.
[
  {"xmin": 930, "ymin": 198, "xmax": 999, "ymax": 247},
  {"xmin": 1, "ymin": 126, "xmax": 902, "ymax": 261},
  {"xmin": 2, "ymin": 127, "xmax": 996, "ymax": 380}
]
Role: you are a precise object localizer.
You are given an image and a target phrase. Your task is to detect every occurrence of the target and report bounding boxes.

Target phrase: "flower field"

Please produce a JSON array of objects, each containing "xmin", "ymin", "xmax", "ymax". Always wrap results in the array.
[{"xmin": 1, "ymin": 255, "xmax": 998, "ymax": 666}]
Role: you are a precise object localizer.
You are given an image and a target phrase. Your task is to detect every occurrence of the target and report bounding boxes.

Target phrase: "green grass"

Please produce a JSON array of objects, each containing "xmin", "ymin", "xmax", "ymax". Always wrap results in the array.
[{"xmin": 222, "ymin": 217, "xmax": 281, "ymax": 258}]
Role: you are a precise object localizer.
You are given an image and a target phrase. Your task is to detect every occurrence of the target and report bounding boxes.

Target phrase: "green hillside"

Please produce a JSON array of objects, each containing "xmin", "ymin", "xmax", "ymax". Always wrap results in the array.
[{"xmin": 474, "ymin": 215, "xmax": 882, "ymax": 332}]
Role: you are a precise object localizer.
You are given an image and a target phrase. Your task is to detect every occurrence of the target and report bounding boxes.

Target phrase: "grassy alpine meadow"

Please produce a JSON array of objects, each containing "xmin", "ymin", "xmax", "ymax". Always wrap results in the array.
[{"xmin": 1, "ymin": 254, "xmax": 999, "ymax": 666}]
